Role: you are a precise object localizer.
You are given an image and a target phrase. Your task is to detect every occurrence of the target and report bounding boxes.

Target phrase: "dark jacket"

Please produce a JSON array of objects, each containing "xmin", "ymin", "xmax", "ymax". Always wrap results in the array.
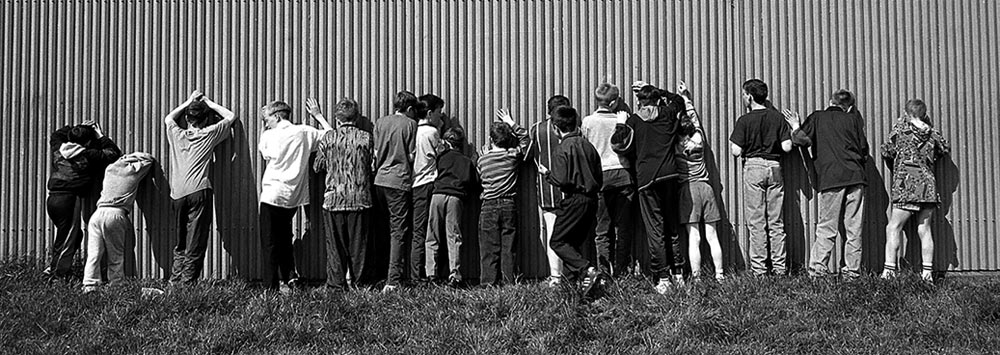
[
  {"xmin": 546, "ymin": 131, "xmax": 603, "ymax": 196},
  {"xmin": 792, "ymin": 107, "xmax": 869, "ymax": 191},
  {"xmin": 622, "ymin": 104, "xmax": 681, "ymax": 190},
  {"xmin": 433, "ymin": 149, "xmax": 481, "ymax": 199},
  {"xmin": 47, "ymin": 125, "xmax": 122, "ymax": 192}
]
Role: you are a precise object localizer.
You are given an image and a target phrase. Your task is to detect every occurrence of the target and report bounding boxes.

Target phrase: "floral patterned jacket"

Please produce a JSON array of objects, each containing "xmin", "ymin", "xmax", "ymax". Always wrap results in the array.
[{"xmin": 881, "ymin": 117, "xmax": 950, "ymax": 204}]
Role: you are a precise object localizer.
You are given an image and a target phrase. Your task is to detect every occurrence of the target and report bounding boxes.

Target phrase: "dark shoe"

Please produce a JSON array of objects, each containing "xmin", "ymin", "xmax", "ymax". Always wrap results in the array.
[{"xmin": 580, "ymin": 267, "xmax": 602, "ymax": 297}]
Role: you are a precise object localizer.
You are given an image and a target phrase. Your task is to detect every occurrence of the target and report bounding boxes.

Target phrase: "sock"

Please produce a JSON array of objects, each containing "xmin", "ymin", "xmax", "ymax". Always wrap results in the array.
[
  {"xmin": 883, "ymin": 263, "xmax": 897, "ymax": 272},
  {"xmin": 922, "ymin": 263, "xmax": 933, "ymax": 274}
]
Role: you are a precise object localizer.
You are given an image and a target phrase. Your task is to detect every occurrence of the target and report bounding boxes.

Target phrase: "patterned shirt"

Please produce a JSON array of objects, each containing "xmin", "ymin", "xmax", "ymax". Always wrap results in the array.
[
  {"xmin": 314, "ymin": 122, "xmax": 374, "ymax": 211},
  {"xmin": 881, "ymin": 117, "xmax": 950, "ymax": 204},
  {"xmin": 526, "ymin": 119, "xmax": 564, "ymax": 209},
  {"xmin": 477, "ymin": 123, "xmax": 529, "ymax": 200}
]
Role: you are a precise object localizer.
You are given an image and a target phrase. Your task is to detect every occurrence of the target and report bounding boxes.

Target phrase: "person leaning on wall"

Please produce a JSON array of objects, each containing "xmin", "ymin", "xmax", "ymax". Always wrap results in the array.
[{"xmin": 162, "ymin": 90, "xmax": 238, "ymax": 285}]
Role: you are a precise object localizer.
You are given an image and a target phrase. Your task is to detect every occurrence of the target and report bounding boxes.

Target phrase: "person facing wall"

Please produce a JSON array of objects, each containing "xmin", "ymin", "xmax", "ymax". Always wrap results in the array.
[
  {"xmin": 163, "ymin": 90, "xmax": 238, "ymax": 285},
  {"xmin": 410, "ymin": 94, "xmax": 444, "ymax": 284},
  {"xmin": 313, "ymin": 98, "xmax": 374, "ymax": 291},
  {"xmin": 257, "ymin": 99, "xmax": 332, "ymax": 292},
  {"xmin": 525, "ymin": 95, "xmax": 571, "ymax": 287},
  {"xmin": 784, "ymin": 90, "xmax": 869, "ymax": 280},
  {"xmin": 729, "ymin": 79, "xmax": 793, "ymax": 277}
]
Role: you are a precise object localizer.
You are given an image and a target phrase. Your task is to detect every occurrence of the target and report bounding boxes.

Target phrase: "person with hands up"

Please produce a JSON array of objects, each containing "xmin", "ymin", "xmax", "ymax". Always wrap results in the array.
[
  {"xmin": 163, "ymin": 90, "xmax": 237, "ymax": 285},
  {"xmin": 256, "ymin": 98, "xmax": 332, "ymax": 293}
]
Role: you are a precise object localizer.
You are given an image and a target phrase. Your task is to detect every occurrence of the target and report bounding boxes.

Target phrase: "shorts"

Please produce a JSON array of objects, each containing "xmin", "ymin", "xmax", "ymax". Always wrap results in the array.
[
  {"xmin": 893, "ymin": 202, "xmax": 937, "ymax": 212},
  {"xmin": 678, "ymin": 180, "xmax": 721, "ymax": 224}
]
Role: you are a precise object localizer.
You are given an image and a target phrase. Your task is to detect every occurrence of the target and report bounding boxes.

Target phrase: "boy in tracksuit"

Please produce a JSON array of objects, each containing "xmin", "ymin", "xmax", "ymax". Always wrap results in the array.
[
  {"xmin": 538, "ymin": 106, "xmax": 604, "ymax": 296},
  {"xmin": 477, "ymin": 109, "xmax": 530, "ymax": 286},
  {"xmin": 426, "ymin": 127, "xmax": 481, "ymax": 286}
]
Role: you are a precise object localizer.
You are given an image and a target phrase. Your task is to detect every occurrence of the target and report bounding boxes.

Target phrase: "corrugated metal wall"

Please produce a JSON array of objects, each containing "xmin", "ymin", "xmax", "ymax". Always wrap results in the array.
[{"xmin": 2, "ymin": 0, "xmax": 997, "ymax": 280}]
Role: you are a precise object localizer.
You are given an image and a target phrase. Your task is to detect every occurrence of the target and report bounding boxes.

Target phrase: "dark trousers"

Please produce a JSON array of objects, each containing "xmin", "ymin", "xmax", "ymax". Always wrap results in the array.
[
  {"xmin": 260, "ymin": 203, "xmax": 299, "ymax": 289},
  {"xmin": 549, "ymin": 193, "xmax": 598, "ymax": 282},
  {"xmin": 324, "ymin": 210, "xmax": 369, "ymax": 290},
  {"xmin": 410, "ymin": 183, "xmax": 434, "ymax": 280},
  {"xmin": 595, "ymin": 185, "xmax": 637, "ymax": 277},
  {"xmin": 376, "ymin": 186, "xmax": 412, "ymax": 286},
  {"xmin": 639, "ymin": 179, "xmax": 683, "ymax": 279},
  {"xmin": 479, "ymin": 197, "xmax": 518, "ymax": 286},
  {"xmin": 46, "ymin": 190, "xmax": 95, "ymax": 276},
  {"xmin": 170, "ymin": 190, "xmax": 213, "ymax": 284}
]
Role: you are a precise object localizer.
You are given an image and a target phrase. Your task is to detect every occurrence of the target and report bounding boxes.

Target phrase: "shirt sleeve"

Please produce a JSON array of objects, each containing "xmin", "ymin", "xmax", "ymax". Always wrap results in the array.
[
  {"xmin": 777, "ymin": 116, "xmax": 792, "ymax": 141},
  {"xmin": 545, "ymin": 147, "xmax": 570, "ymax": 188},
  {"xmin": 729, "ymin": 117, "xmax": 747, "ymax": 147},
  {"xmin": 313, "ymin": 134, "xmax": 330, "ymax": 173},
  {"xmin": 202, "ymin": 119, "xmax": 233, "ymax": 147},
  {"xmin": 512, "ymin": 123, "xmax": 530, "ymax": 159},
  {"xmin": 306, "ymin": 125, "xmax": 327, "ymax": 152},
  {"xmin": 792, "ymin": 114, "xmax": 815, "ymax": 147},
  {"xmin": 258, "ymin": 132, "xmax": 275, "ymax": 161}
]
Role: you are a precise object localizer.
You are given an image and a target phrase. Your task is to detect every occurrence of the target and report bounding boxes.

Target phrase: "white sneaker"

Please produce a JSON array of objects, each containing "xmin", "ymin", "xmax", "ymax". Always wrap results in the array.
[
  {"xmin": 81, "ymin": 285, "xmax": 97, "ymax": 294},
  {"xmin": 654, "ymin": 278, "xmax": 671, "ymax": 294},
  {"xmin": 880, "ymin": 270, "xmax": 897, "ymax": 279},
  {"xmin": 715, "ymin": 273, "xmax": 726, "ymax": 281},
  {"xmin": 382, "ymin": 284, "xmax": 399, "ymax": 293},
  {"xmin": 921, "ymin": 271, "xmax": 934, "ymax": 283},
  {"xmin": 544, "ymin": 276, "xmax": 563, "ymax": 288},
  {"xmin": 673, "ymin": 274, "xmax": 686, "ymax": 288}
]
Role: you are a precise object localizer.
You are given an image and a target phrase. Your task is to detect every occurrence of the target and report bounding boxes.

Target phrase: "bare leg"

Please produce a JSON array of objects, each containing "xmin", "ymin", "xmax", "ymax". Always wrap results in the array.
[
  {"xmin": 882, "ymin": 207, "xmax": 913, "ymax": 278},
  {"xmin": 916, "ymin": 208, "xmax": 935, "ymax": 280},
  {"xmin": 704, "ymin": 222, "xmax": 723, "ymax": 278},
  {"xmin": 686, "ymin": 223, "xmax": 702, "ymax": 278}
]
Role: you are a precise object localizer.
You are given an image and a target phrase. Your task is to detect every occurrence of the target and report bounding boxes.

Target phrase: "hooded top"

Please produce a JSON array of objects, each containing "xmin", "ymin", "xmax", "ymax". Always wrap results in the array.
[
  {"xmin": 620, "ymin": 100, "xmax": 683, "ymax": 190},
  {"xmin": 47, "ymin": 125, "xmax": 122, "ymax": 193}
]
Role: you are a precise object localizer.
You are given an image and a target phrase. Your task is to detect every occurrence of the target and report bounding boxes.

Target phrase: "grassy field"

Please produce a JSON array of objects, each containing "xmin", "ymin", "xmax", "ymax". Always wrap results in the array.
[{"xmin": 2, "ymin": 260, "xmax": 999, "ymax": 354}]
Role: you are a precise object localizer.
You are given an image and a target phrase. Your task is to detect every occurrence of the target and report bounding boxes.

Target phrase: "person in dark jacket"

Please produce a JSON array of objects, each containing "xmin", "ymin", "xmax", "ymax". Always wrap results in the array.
[
  {"xmin": 46, "ymin": 121, "xmax": 122, "ymax": 278},
  {"xmin": 425, "ymin": 127, "xmax": 481, "ymax": 287},
  {"xmin": 539, "ymin": 106, "xmax": 604, "ymax": 297},
  {"xmin": 784, "ymin": 90, "xmax": 869, "ymax": 279},
  {"xmin": 618, "ymin": 84, "xmax": 687, "ymax": 293}
]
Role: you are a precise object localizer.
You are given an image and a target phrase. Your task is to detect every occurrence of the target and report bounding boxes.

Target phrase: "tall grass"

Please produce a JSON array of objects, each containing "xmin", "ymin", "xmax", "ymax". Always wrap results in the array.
[{"xmin": 2, "ymin": 259, "xmax": 998, "ymax": 354}]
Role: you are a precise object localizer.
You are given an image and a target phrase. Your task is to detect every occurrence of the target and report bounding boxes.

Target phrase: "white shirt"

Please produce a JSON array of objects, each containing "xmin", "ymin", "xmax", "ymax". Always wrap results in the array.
[
  {"xmin": 412, "ymin": 123, "xmax": 440, "ymax": 187},
  {"xmin": 258, "ymin": 120, "xmax": 328, "ymax": 208}
]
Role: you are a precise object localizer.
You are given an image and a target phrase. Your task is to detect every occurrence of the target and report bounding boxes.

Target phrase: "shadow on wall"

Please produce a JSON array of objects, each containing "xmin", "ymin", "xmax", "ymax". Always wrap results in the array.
[
  {"xmin": 213, "ymin": 120, "xmax": 259, "ymax": 280},
  {"xmin": 861, "ymin": 155, "xmax": 890, "ymax": 272},
  {"xmin": 935, "ymin": 154, "xmax": 960, "ymax": 272},
  {"xmin": 135, "ymin": 160, "xmax": 174, "ymax": 279},
  {"xmin": 703, "ymin": 140, "xmax": 746, "ymax": 274},
  {"xmin": 781, "ymin": 145, "xmax": 814, "ymax": 272}
]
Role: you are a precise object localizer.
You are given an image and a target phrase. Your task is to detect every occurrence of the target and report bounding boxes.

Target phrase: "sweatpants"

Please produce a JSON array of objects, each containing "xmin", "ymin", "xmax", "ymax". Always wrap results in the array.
[
  {"xmin": 83, "ymin": 207, "xmax": 134, "ymax": 286},
  {"xmin": 170, "ymin": 189, "xmax": 213, "ymax": 284},
  {"xmin": 426, "ymin": 194, "xmax": 463, "ymax": 281},
  {"xmin": 323, "ymin": 210, "xmax": 368, "ymax": 290},
  {"xmin": 260, "ymin": 203, "xmax": 299, "ymax": 289},
  {"xmin": 549, "ymin": 193, "xmax": 598, "ymax": 282}
]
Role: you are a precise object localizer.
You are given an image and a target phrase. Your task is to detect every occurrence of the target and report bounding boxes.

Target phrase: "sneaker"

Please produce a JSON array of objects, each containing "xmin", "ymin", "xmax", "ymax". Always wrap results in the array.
[
  {"xmin": 841, "ymin": 271, "xmax": 861, "ymax": 281},
  {"xmin": 447, "ymin": 277, "xmax": 464, "ymax": 288},
  {"xmin": 580, "ymin": 267, "xmax": 602, "ymax": 296},
  {"xmin": 141, "ymin": 287, "xmax": 165, "ymax": 297},
  {"xmin": 279, "ymin": 282, "xmax": 293, "ymax": 296},
  {"xmin": 880, "ymin": 270, "xmax": 897, "ymax": 279},
  {"xmin": 81, "ymin": 285, "xmax": 97, "ymax": 294},
  {"xmin": 544, "ymin": 276, "xmax": 563, "ymax": 288},
  {"xmin": 920, "ymin": 271, "xmax": 934, "ymax": 283},
  {"xmin": 382, "ymin": 284, "xmax": 399, "ymax": 293},
  {"xmin": 654, "ymin": 278, "xmax": 671, "ymax": 294},
  {"xmin": 715, "ymin": 273, "xmax": 726, "ymax": 282}
]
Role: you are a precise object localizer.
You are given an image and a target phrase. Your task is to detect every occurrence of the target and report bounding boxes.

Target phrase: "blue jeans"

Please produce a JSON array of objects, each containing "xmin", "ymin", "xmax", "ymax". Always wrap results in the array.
[{"xmin": 743, "ymin": 158, "xmax": 786, "ymax": 275}]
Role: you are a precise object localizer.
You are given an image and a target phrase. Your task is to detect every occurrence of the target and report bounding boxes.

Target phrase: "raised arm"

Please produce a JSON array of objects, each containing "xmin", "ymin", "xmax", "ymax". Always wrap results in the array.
[
  {"xmin": 496, "ymin": 108, "xmax": 530, "ymax": 156},
  {"xmin": 203, "ymin": 97, "xmax": 237, "ymax": 129},
  {"xmin": 782, "ymin": 109, "xmax": 812, "ymax": 148},
  {"xmin": 306, "ymin": 98, "xmax": 334, "ymax": 131},
  {"xmin": 164, "ymin": 90, "xmax": 203, "ymax": 126},
  {"xmin": 677, "ymin": 81, "xmax": 702, "ymax": 129},
  {"xmin": 81, "ymin": 122, "xmax": 123, "ymax": 165},
  {"xmin": 50, "ymin": 125, "xmax": 72, "ymax": 152}
]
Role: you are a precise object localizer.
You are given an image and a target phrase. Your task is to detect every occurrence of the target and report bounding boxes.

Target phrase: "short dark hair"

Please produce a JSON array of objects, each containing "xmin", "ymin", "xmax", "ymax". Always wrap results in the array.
[
  {"xmin": 419, "ymin": 94, "xmax": 445, "ymax": 111},
  {"xmin": 393, "ymin": 91, "xmax": 418, "ymax": 112},
  {"xmin": 489, "ymin": 121, "xmax": 518, "ymax": 149},
  {"xmin": 635, "ymin": 85, "xmax": 663, "ymax": 106},
  {"xmin": 334, "ymin": 98, "xmax": 360, "ymax": 122},
  {"xmin": 594, "ymin": 83, "xmax": 620, "ymax": 107},
  {"xmin": 742, "ymin": 79, "xmax": 768, "ymax": 104},
  {"xmin": 831, "ymin": 89, "xmax": 856, "ymax": 109},
  {"xmin": 905, "ymin": 99, "xmax": 928, "ymax": 119},
  {"xmin": 68, "ymin": 125, "xmax": 97, "ymax": 145},
  {"xmin": 547, "ymin": 95, "xmax": 571, "ymax": 115},
  {"xmin": 443, "ymin": 126, "xmax": 465, "ymax": 149},
  {"xmin": 550, "ymin": 106, "xmax": 578, "ymax": 133},
  {"xmin": 407, "ymin": 100, "xmax": 429, "ymax": 120},
  {"xmin": 185, "ymin": 100, "xmax": 213, "ymax": 128}
]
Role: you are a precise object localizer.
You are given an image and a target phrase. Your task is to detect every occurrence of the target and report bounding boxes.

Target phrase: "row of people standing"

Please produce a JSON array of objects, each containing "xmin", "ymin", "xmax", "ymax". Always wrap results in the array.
[{"xmin": 44, "ymin": 79, "xmax": 950, "ymax": 293}]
